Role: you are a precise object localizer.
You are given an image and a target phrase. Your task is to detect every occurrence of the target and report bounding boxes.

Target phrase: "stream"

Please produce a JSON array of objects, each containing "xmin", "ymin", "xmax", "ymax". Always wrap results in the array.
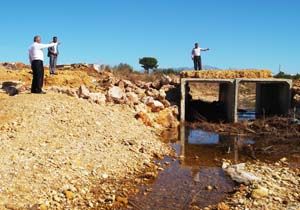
[
  {"xmin": 125, "ymin": 123, "xmax": 299, "ymax": 209},
  {"xmin": 123, "ymin": 126, "xmax": 257, "ymax": 209}
]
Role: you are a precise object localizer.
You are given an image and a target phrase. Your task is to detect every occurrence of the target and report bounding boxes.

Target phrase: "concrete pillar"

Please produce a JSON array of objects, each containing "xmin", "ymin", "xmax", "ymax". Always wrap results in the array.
[
  {"xmin": 179, "ymin": 125, "xmax": 186, "ymax": 158},
  {"xmin": 180, "ymin": 78, "xmax": 187, "ymax": 123},
  {"xmin": 219, "ymin": 82, "xmax": 237, "ymax": 122},
  {"xmin": 255, "ymin": 83, "xmax": 262, "ymax": 115}
]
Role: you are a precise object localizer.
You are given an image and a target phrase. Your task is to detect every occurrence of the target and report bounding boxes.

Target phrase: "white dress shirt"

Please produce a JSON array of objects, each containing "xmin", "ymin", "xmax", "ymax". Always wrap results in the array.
[
  {"xmin": 191, "ymin": 47, "xmax": 203, "ymax": 57},
  {"xmin": 28, "ymin": 42, "xmax": 57, "ymax": 63}
]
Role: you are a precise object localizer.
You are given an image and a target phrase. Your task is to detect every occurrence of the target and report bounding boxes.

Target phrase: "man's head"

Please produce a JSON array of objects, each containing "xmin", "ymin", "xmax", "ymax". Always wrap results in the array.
[
  {"xmin": 53, "ymin": 36, "xmax": 58, "ymax": 43},
  {"xmin": 195, "ymin": 43, "xmax": 199, "ymax": 48},
  {"xmin": 34, "ymin": 35, "xmax": 41, "ymax": 43}
]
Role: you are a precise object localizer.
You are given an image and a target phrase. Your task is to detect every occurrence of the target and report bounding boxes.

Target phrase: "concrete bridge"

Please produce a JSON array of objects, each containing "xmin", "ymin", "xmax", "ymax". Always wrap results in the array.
[{"xmin": 180, "ymin": 78, "xmax": 293, "ymax": 123}]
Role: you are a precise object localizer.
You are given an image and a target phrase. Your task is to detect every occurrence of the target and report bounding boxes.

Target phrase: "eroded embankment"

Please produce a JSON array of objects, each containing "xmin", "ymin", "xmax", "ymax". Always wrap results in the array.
[{"xmin": 0, "ymin": 93, "xmax": 173, "ymax": 209}]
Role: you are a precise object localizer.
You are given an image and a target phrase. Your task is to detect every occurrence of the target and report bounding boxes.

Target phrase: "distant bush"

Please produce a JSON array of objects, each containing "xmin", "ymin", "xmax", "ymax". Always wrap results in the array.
[
  {"xmin": 112, "ymin": 63, "xmax": 134, "ymax": 73},
  {"xmin": 274, "ymin": 71, "xmax": 300, "ymax": 80},
  {"xmin": 153, "ymin": 68, "xmax": 180, "ymax": 75}
]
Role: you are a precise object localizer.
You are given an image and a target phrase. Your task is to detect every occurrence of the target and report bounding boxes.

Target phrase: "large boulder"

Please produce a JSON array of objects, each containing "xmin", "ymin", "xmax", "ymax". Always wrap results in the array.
[
  {"xmin": 171, "ymin": 77, "xmax": 180, "ymax": 85},
  {"xmin": 155, "ymin": 108, "xmax": 179, "ymax": 128},
  {"xmin": 134, "ymin": 103, "xmax": 148, "ymax": 113},
  {"xmin": 78, "ymin": 85, "xmax": 90, "ymax": 99},
  {"xmin": 160, "ymin": 99, "xmax": 171, "ymax": 108},
  {"xmin": 222, "ymin": 162, "xmax": 260, "ymax": 185},
  {"xmin": 107, "ymin": 86, "xmax": 125, "ymax": 103},
  {"xmin": 145, "ymin": 97, "xmax": 165, "ymax": 112},
  {"xmin": 122, "ymin": 79, "xmax": 135, "ymax": 88},
  {"xmin": 89, "ymin": 92, "xmax": 106, "ymax": 104},
  {"xmin": 146, "ymin": 88, "xmax": 160, "ymax": 99},
  {"xmin": 158, "ymin": 89, "xmax": 166, "ymax": 100},
  {"xmin": 160, "ymin": 74, "xmax": 172, "ymax": 85},
  {"xmin": 143, "ymin": 82, "xmax": 152, "ymax": 90},
  {"xmin": 134, "ymin": 88, "xmax": 146, "ymax": 98},
  {"xmin": 151, "ymin": 80, "xmax": 162, "ymax": 90},
  {"xmin": 134, "ymin": 81, "xmax": 146, "ymax": 88},
  {"xmin": 126, "ymin": 92, "xmax": 139, "ymax": 105},
  {"xmin": 49, "ymin": 86, "xmax": 78, "ymax": 98},
  {"xmin": 135, "ymin": 111, "xmax": 153, "ymax": 127},
  {"xmin": 64, "ymin": 88, "xmax": 78, "ymax": 98}
]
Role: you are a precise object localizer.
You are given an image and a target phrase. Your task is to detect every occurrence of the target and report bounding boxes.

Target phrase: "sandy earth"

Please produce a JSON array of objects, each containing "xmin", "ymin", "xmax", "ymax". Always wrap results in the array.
[
  {"xmin": 0, "ymin": 93, "xmax": 172, "ymax": 209},
  {"xmin": 0, "ymin": 66, "xmax": 300, "ymax": 210}
]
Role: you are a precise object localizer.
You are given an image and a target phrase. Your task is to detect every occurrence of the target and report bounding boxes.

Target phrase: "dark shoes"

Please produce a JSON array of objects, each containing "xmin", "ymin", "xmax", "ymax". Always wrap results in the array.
[
  {"xmin": 31, "ymin": 90, "xmax": 46, "ymax": 94},
  {"xmin": 50, "ymin": 72, "xmax": 58, "ymax": 75}
]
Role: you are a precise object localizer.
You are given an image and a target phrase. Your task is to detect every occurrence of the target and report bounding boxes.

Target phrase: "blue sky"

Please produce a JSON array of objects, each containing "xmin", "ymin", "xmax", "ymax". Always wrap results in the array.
[{"xmin": 0, "ymin": 0, "xmax": 299, "ymax": 73}]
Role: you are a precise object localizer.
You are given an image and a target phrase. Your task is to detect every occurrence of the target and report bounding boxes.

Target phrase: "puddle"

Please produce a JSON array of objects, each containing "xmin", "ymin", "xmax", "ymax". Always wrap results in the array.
[
  {"xmin": 124, "ymin": 127, "xmax": 255, "ymax": 209},
  {"xmin": 238, "ymin": 110, "xmax": 256, "ymax": 121},
  {"xmin": 126, "ymin": 126, "xmax": 300, "ymax": 209}
]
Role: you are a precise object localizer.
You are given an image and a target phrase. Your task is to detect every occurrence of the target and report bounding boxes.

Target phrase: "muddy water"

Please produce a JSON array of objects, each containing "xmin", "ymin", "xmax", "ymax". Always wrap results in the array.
[
  {"xmin": 126, "ymin": 126, "xmax": 300, "ymax": 209},
  {"xmin": 125, "ymin": 127, "xmax": 260, "ymax": 209}
]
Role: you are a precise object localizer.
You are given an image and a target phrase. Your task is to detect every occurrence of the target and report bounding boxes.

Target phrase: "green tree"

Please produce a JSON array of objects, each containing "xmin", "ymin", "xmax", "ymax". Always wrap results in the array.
[{"xmin": 139, "ymin": 57, "xmax": 158, "ymax": 74}]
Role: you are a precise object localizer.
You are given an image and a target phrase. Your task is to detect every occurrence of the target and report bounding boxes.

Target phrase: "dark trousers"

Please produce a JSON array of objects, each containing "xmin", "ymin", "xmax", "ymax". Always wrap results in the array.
[
  {"xmin": 193, "ymin": 56, "xmax": 202, "ymax": 70},
  {"xmin": 31, "ymin": 60, "xmax": 44, "ymax": 93},
  {"xmin": 49, "ymin": 55, "xmax": 57, "ymax": 73}
]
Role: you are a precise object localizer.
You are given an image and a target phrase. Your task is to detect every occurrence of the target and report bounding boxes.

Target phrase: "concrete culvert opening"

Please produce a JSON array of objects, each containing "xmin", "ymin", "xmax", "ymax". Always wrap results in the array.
[
  {"xmin": 238, "ymin": 82, "xmax": 256, "ymax": 120},
  {"xmin": 237, "ymin": 80, "xmax": 292, "ymax": 120},
  {"xmin": 184, "ymin": 81, "xmax": 234, "ymax": 123}
]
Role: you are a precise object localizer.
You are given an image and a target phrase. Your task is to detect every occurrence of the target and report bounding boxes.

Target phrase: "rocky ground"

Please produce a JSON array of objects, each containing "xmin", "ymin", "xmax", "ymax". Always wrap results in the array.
[
  {"xmin": 0, "ymin": 93, "xmax": 174, "ymax": 209},
  {"xmin": 0, "ymin": 63, "xmax": 300, "ymax": 210},
  {"xmin": 216, "ymin": 159, "xmax": 300, "ymax": 210}
]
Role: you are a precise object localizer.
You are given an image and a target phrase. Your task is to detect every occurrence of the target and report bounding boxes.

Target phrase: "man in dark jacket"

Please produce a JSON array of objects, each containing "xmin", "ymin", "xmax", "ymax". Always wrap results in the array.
[{"xmin": 48, "ymin": 36, "xmax": 59, "ymax": 75}]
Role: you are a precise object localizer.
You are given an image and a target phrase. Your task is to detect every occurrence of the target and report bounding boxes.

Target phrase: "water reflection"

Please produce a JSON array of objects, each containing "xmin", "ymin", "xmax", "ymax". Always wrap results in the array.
[
  {"xmin": 180, "ymin": 126, "xmax": 256, "ymax": 166},
  {"xmin": 238, "ymin": 110, "xmax": 256, "ymax": 121},
  {"xmin": 126, "ymin": 127, "xmax": 255, "ymax": 209}
]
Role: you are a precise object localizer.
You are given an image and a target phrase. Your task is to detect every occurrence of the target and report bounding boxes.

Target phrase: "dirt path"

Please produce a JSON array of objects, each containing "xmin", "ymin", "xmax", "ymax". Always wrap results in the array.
[{"xmin": 0, "ymin": 93, "xmax": 172, "ymax": 209}]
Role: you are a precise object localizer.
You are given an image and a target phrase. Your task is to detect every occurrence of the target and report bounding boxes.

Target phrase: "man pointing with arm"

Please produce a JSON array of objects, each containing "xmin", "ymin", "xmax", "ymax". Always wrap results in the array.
[
  {"xmin": 191, "ymin": 43, "xmax": 209, "ymax": 70},
  {"xmin": 28, "ymin": 35, "xmax": 59, "ymax": 94}
]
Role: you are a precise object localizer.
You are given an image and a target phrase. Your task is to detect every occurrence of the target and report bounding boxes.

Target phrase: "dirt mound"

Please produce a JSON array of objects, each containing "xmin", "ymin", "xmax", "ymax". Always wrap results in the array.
[
  {"xmin": 181, "ymin": 69, "xmax": 272, "ymax": 79},
  {"xmin": 0, "ymin": 93, "xmax": 172, "ymax": 209},
  {"xmin": 0, "ymin": 66, "xmax": 101, "ymax": 89}
]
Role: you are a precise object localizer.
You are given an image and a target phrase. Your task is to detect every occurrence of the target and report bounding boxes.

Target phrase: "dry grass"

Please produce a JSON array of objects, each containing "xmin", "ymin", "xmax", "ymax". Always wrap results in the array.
[
  {"xmin": 112, "ymin": 69, "xmax": 177, "ymax": 83},
  {"xmin": 181, "ymin": 69, "xmax": 272, "ymax": 79}
]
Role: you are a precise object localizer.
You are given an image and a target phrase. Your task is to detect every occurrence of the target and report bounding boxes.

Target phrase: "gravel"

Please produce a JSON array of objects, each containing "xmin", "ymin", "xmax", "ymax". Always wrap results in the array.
[{"xmin": 0, "ymin": 93, "xmax": 172, "ymax": 209}]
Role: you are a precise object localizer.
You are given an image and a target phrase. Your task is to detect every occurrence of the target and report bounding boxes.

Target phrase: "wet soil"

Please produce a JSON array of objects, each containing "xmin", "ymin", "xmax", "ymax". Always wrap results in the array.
[{"xmin": 124, "ymin": 125, "xmax": 300, "ymax": 209}]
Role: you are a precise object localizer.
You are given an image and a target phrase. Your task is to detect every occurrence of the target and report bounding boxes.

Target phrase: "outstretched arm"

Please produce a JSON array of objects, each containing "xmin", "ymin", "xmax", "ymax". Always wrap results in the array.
[
  {"xmin": 37, "ymin": 43, "xmax": 57, "ymax": 49},
  {"xmin": 201, "ymin": 48, "xmax": 210, "ymax": 51}
]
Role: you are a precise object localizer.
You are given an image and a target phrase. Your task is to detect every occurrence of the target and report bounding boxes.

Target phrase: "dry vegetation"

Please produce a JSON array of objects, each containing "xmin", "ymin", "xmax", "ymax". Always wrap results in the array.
[{"xmin": 181, "ymin": 69, "xmax": 272, "ymax": 79}]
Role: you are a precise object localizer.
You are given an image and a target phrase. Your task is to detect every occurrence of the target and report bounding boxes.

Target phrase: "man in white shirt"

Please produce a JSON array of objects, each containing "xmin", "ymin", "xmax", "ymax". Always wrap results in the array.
[
  {"xmin": 48, "ymin": 36, "xmax": 59, "ymax": 75},
  {"xmin": 28, "ymin": 35, "xmax": 58, "ymax": 93},
  {"xmin": 191, "ymin": 43, "xmax": 209, "ymax": 70}
]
